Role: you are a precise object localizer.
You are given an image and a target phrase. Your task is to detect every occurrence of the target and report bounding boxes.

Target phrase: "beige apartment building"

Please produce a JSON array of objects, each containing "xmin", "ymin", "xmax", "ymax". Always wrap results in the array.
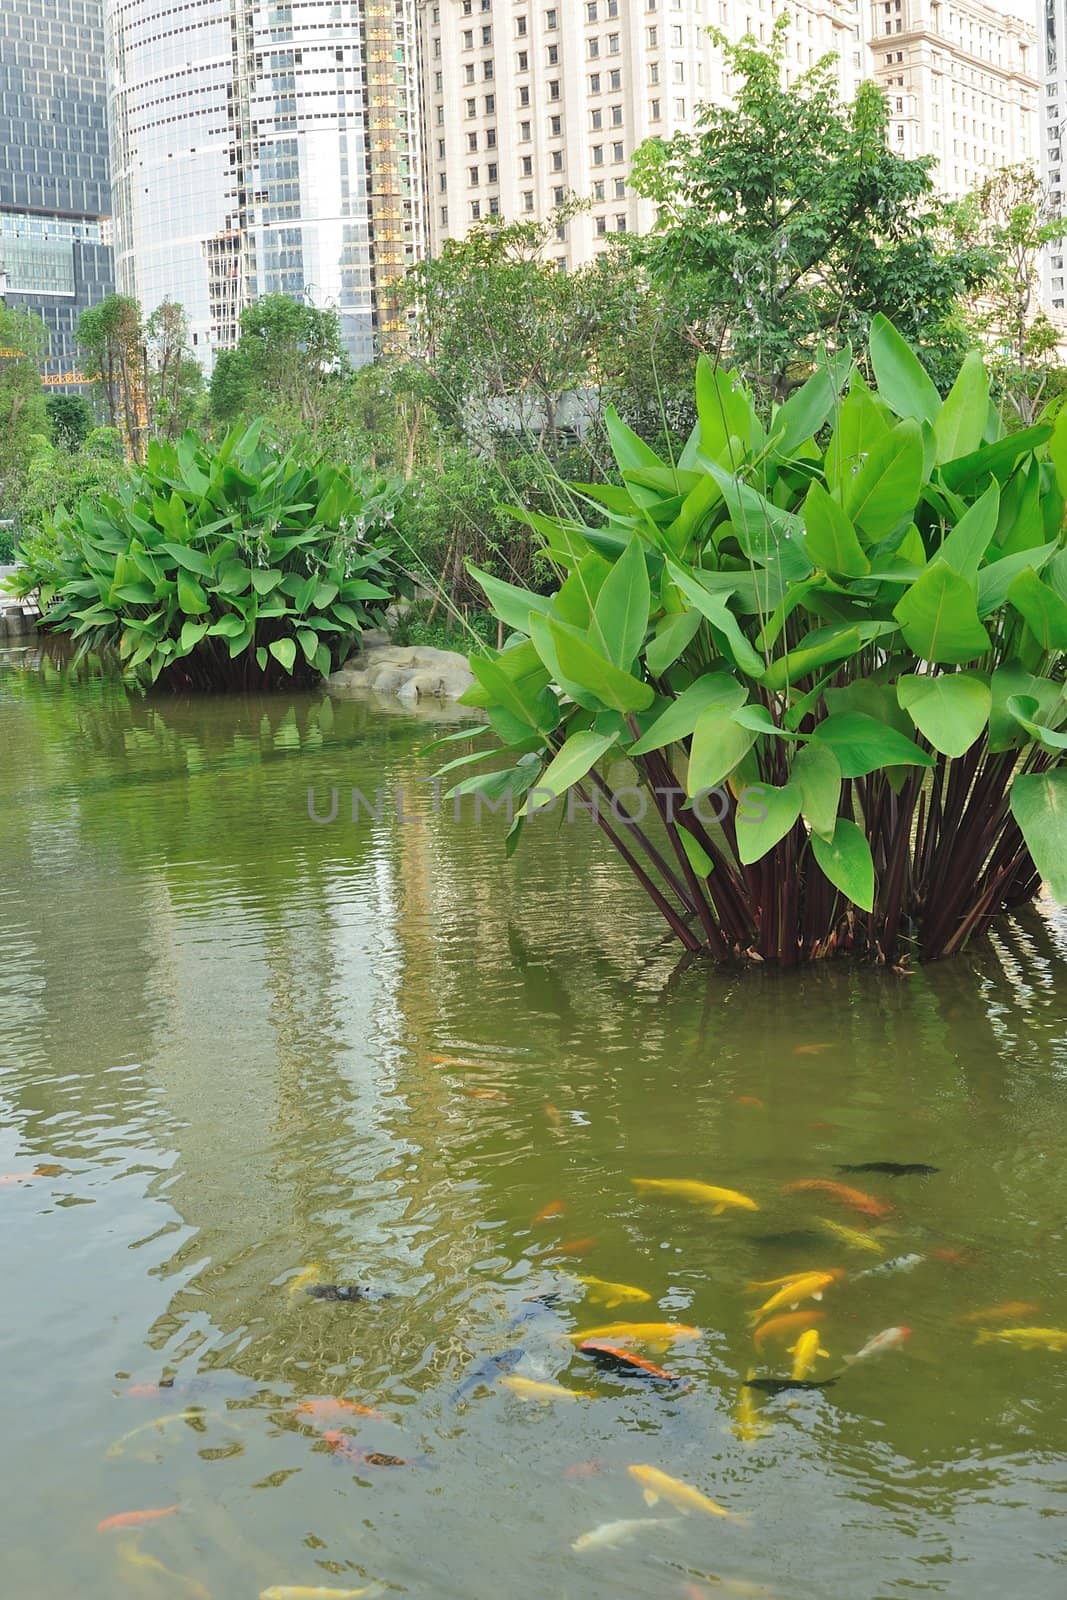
[
  {"xmin": 418, "ymin": 0, "xmax": 1038, "ymax": 272},
  {"xmin": 418, "ymin": 0, "xmax": 867, "ymax": 270},
  {"xmin": 867, "ymin": 0, "xmax": 1038, "ymax": 199}
]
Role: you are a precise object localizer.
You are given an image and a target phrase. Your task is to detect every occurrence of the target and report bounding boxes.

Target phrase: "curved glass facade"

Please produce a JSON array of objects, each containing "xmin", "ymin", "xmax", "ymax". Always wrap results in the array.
[
  {"xmin": 105, "ymin": 0, "xmax": 424, "ymax": 367},
  {"xmin": 0, "ymin": 0, "xmax": 114, "ymax": 382}
]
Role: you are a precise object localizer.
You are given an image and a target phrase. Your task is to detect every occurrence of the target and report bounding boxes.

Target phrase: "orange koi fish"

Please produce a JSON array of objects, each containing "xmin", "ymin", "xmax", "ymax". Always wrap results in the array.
[
  {"xmin": 544, "ymin": 1102, "xmax": 562, "ymax": 1129},
  {"xmin": 749, "ymin": 1271, "xmax": 842, "ymax": 1317},
  {"xmin": 752, "ymin": 1309, "xmax": 825, "ymax": 1350},
  {"xmin": 793, "ymin": 1044, "xmax": 833, "ymax": 1056},
  {"xmin": 533, "ymin": 1199, "xmax": 565, "ymax": 1223},
  {"xmin": 578, "ymin": 1340, "xmax": 682, "ymax": 1382},
  {"xmin": 0, "ymin": 1173, "xmax": 35, "ymax": 1185},
  {"xmin": 461, "ymin": 1087, "xmax": 509, "ymax": 1101},
  {"xmin": 735, "ymin": 1096, "xmax": 765, "ymax": 1109},
  {"xmin": 551, "ymin": 1236, "xmax": 597, "ymax": 1255},
  {"xmin": 98, "ymin": 1505, "xmax": 180, "ymax": 1532},
  {"xmin": 563, "ymin": 1459, "xmax": 603, "ymax": 1479},
  {"xmin": 293, "ymin": 1397, "xmax": 384, "ymax": 1421},
  {"xmin": 958, "ymin": 1301, "xmax": 1041, "ymax": 1325},
  {"xmin": 783, "ymin": 1179, "xmax": 892, "ymax": 1220}
]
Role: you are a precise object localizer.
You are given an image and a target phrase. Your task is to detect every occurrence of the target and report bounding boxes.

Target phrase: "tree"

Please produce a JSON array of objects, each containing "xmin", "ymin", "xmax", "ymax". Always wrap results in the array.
[
  {"xmin": 629, "ymin": 20, "xmax": 992, "ymax": 400},
  {"xmin": 950, "ymin": 165, "xmax": 1067, "ymax": 426},
  {"xmin": 208, "ymin": 295, "xmax": 348, "ymax": 431},
  {"xmin": 77, "ymin": 294, "xmax": 148, "ymax": 461},
  {"xmin": 0, "ymin": 305, "xmax": 49, "ymax": 514},
  {"xmin": 145, "ymin": 299, "xmax": 203, "ymax": 439},
  {"xmin": 46, "ymin": 393, "xmax": 94, "ymax": 450}
]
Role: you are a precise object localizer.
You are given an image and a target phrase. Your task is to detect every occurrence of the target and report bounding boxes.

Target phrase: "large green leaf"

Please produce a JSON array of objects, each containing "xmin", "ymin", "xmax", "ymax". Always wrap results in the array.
[
  {"xmin": 771, "ymin": 351, "xmax": 851, "ymax": 459},
  {"xmin": 933, "ymin": 351, "xmax": 989, "ymax": 464},
  {"xmin": 177, "ymin": 619, "xmax": 209, "ymax": 654},
  {"xmin": 645, "ymin": 608, "xmax": 703, "ymax": 675},
  {"xmin": 989, "ymin": 663, "xmax": 1066, "ymax": 752},
  {"xmin": 868, "ymin": 315, "xmax": 942, "ymax": 426},
  {"xmin": 735, "ymin": 781, "xmax": 803, "ymax": 865},
  {"xmin": 629, "ymin": 672, "xmax": 747, "ymax": 756},
  {"xmin": 591, "ymin": 533, "xmax": 650, "ymax": 671},
  {"xmin": 177, "ymin": 569, "xmax": 209, "ymax": 616},
  {"xmin": 664, "ymin": 559, "xmax": 766, "ymax": 676},
  {"xmin": 605, "ymin": 405, "xmax": 665, "ymax": 474},
  {"xmin": 1006, "ymin": 696, "xmax": 1067, "ymax": 751},
  {"xmin": 1007, "ymin": 568, "xmax": 1067, "ymax": 651},
  {"xmin": 269, "ymin": 637, "xmax": 297, "ymax": 674},
  {"xmin": 802, "ymin": 481, "xmax": 869, "ymax": 576},
  {"xmin": 811, "ymin": 818, "xmax": 875, "ymax": 912},
  {"xmin": 1010, "ymin": 769, "xmax": 1067, "ymax": 901},
  {"xmin": 897, "ymin": 672, "xmax": 991, "ymax": 757},
  {"xmin": 791, "ymin": 742, "xmax": 841, "ymax": 841},
  {"xmin": 934, "ymin": 481, "xmax": 998, "ymax": 583},
  {"xmin": 471, "ymin": 647, "xmax": 558, "ymax": 735},
  {"xmin": 843, "ymin": 418, "xmax": 924, "ymax": 540},
  {"xmin": 159, "ymin": 541, "xmax": 215, "ymax": 577},
  {"xmin": 761, "ymin": 622, "xmax": 896, "ymax": 693},
  {"xmin": 687, "ymin": 704, "xmax": 758, "ymax": 798},
  {"xmin": 549, "ymin": 619, "xmax": 655, "ymax": 714},
  {"xmin": 469, "ymin": 564, "xmax": 554, "ymax": 634},
  {"xmin": 520, "ymin": 729, "xmax": 618, "ymax": 814},
  {"xmin": 812, "ymin": 712, "xmax": 935, "ymax": 777},
  {"xmin": 976, "ymin": 541, "xmax": 1058, "ymax": 616},
  {"xmin": 893, "ymin": 561, "xmax": 992, "ymax": 664}
]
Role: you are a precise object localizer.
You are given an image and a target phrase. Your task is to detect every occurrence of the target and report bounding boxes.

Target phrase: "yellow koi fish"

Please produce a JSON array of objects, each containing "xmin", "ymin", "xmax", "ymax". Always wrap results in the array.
[
  {"xmin": 117, "ymin": 1544, "xmax": 211, "ymax": 1600},
  {"xmin": 632, "ymin": 1179, "xmax": 759, "ymax": 1215},
  {"xmin": 731, "ymin": 1373, "xmax": 772, "ymax": 1445},
  {"xmin": 750, "ymin": 1271, "xmax": 841, "ymax": 1318},
  {"xmin": 499, "ymin": 1376, "xmax": 593, "ymax": 1402},
  {"xmin": 578, "ymin": 1275, "xmax": 652, "ymax": 1308},
  {"xmin": 105, "ymin": 1410, "xmax": 212, "ymax": 1459},
  {"xmin": 974, "ymin": 1327, "xmax": 1067, "ymax": 1351},
  {"xmin": 287, "ymin": 1264, "xmax": 321, "ymax": 1297},
  {"xmin": 260, "ymin": 1589, "xmax": 374, "ymax": 1600},
  {"xmin": 628, "ymin": 1464, "xmax": 744, "ymax": 1521},
  {"xmin": 569, "ymin": 1321, "xmax": 701, "ymax": 1350},
  {"xmin": 788, "ymin": 1328, "xmax": 830, "ymax": 1381},
  {"xmin": 815, "ymin": 1218, "xmax": 884, "ymax": 1256}
]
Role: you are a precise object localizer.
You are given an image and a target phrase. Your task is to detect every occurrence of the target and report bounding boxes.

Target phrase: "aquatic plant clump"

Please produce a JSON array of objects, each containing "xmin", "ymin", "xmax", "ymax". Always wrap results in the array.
[
  {"xmin": 15, "ymin": 422, "xmax": 402, "ymax": 691},
  {"xmin": 451, "ymin": 318, "xmax": 1067, "ymax": 965}
]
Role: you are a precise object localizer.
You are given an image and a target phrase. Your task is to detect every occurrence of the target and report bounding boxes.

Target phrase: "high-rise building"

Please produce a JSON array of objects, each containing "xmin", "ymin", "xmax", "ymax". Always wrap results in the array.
[
  {"xmin": 868, "ymin": 0, "xmax": 1038, "ymax": 201},
  {"xmin": 104, "ymin": 0, "xmax": 425, "ymax": 368},
  {"xmin": 0, "ymin": 0, "xmax": 115, "ymax": 383},
  {"xmin": 1041, "ymin": 2, "xmax": 1067, "ymax": 310},
  {"xmin": 417, "ymin": 0, "xmax": 867, "ymax": 271}
]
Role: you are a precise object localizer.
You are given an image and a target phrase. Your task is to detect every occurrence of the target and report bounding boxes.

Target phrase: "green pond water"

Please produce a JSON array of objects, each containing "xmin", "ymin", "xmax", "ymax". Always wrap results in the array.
[{"xmin": 2, "ymin": 644, "xmax": 1067, "ymax": 1600}]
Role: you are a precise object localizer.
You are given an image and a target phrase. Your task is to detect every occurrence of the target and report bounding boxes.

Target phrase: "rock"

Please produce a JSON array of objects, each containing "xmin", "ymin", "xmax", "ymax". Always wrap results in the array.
[{"xmin": 326, "ymin": 642, "xmax": 474, "ymax": 703}]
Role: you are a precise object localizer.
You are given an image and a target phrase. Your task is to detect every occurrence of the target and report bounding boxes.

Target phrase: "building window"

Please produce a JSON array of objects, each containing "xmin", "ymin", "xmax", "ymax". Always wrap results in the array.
[
  {"xmin": 521, "ymin": 154, "xmax": 533, "ymax": 175},
  {"xmin": 517, "ymin": 50, "xmax": 528, "ymax": 70},
  {"xmin": 590, "ymin": 72, "xmax": 601, "ymax": 91},
  {"xmin": 471, "ymin": 199, "xmax": 481, "ymax": 219},
  {"xmin": 596, "ymin": 215, "xmax": 607, "ymax": 235},
  {"xmin": 551, "ymin": 149, "xmax": 563, "ymax": 171},
  {"xmin": 592, "ymin": 143, "xmax": 604, "ymax": 165},
  {"xmin": 523, "ymin": 190, "xmax": 535, "ymax": 211},
  {"xmin": 591, "ymin": 108, "xmax": 603, "ymax": 129},
  {"xmin": 468, "ymin": 132, "xmax": 479, "ymax": 152}
]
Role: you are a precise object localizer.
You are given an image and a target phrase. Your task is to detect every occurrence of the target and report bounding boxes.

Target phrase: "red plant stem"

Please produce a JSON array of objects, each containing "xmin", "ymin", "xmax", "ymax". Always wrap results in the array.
[{"xmin": 576, "ymin": 782, "xmax": 704, "ymax": 952}]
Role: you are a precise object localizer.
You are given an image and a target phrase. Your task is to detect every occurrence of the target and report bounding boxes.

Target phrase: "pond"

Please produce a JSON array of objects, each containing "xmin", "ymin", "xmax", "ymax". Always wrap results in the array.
[{"xmin": 1, "ymin": 645, "xmax": 1066, "ymax": 1600}]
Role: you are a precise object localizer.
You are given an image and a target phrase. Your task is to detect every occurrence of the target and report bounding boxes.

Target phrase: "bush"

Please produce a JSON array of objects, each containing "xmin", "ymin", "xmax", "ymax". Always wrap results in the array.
[
  {"xmin": 451, "ymin": 319, "xmax": 1067, "ymax": 966},
  {"xmin": 19, "ymin": 423, "xmax": 404, "ymax": 691}
]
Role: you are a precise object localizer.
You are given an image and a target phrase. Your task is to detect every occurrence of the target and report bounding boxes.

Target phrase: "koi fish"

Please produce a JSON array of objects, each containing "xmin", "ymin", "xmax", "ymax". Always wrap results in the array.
[
  {"xmin": 815, "ymin": 1218, "xmax": 884, "ymax": 1256},
  {"xmin": 563, "ymin": 1460, "xmax": 602, "ymax": 1479},
  {"xmin": 116, "ymin": 1543, "xmax": 211, "ymax": 1600},
  {"xmin": 793, "ymin": 1044, "xmax": 832, "ymax": 1055},
  {"xmin": 572, "ymin": 1516, "xmax": 680, "ymax": 1552},
  {"xmin": 837, "ymin": 1162, "xmax": 939, "ymax": 1177},
  {"xmin": 628, "ymin": 1464, "xmax": 743, "ymax": 1521},
  {"xmin": 451, "ymin": 1348, "xmax": 523, "ymax": 1403},
  {"xmin": 855, "ymin": 1253, "xmax": 924, "ymax": 1280},
  {"xmin": 97, "ymin": 1505, "xmax": 180, "ymax": 1532},
  {"xmin": 844, "ymin": 1326, "xmax": 911, "ymax": 1364},
  {"xmin": 124, "ymin": 1383, "xmax": 169, "ymax": 1398},
  {"xmin": 957, "ymin": 1301, "xmax": 1041, "ymax": 1325},
  {"xmin": 569, "ymin": 1321, "xmax": 700, "ymax": 1348},
  {"xmin": 427, "ymin": 1053, "xmax": 481, "ymax": 1066},
  {"xmin": 292, "ymin": 1397, "xmax": 384, "ymax": 1422},
  {"xmin": 461, "ymin": 1087, "xmax": 509, "ymax": 1101},
  {"xmin": 106, "ymin": 1410, "xmax": 208, "ymax": 1458},
  {"xmin": 550, "ymin": 1236, "xmax": 598, "ymax": 1255},
  {"xmin": 735, "ymin": 1096, "xmax": 765, "ymax": 1109},
  {"xmin": 974, "ymin": 1327, "xmax": 1067, "ymax": 1351},
  {"xmin": 544, "ymin": 1102, "xmax": 562, "ymax": 1129},
  {"xmin": 321, "ymin": 1432, "xmax": 406, "ymax": 1466},
  {"xmin": 750, "ymin": 1271, "xmax": 842, "ymax": 1317},
  {"xmin": 783, "ymin": 1180, "xmax": 892, "ymax": 1220},
  {"xmin": 789, "ymin": 1328, "xmax": 830, "ymax": 1380},
  {"xmin": 632, "ymin": 1178, "xmax": 759, "ymax": 1215},
  {"xmin": 305, "ymin": 1284, "xmax": 389, "ymax": 1303},
  {"xmin": 752, "ymin": 1310, "xmax": 825, "ymax": 1350},
  {"xmin": 287, "ymin": 1264, "xmax": 321, "ymax": 1297},
  {"xmin": 577, "ymin": 1340, "xmax": 682, "ymax": 1382},
  {"xmin": 0, "ymin": 1172, "xmax": 35, "ymax": 1185},
  {"xmin": 533, "ymin": 1199, "xmax": 565, "ymax": 1223},
  {"xmin": 260, "ymin": 1589, "xmax": 374, "ymax": 1599},
  {"xmin": 577, "ymin": 1275, "xmax": 652, "ymax": 1308},
  {"xmin": 731, "ymin": 1374, "xmax": 772, "ymax": 1444},
  {"xmin": 743, "ymin": 1376, "xmax": 837, "ymax": 1395},
  {"xmin": 499, "ymin": 1376, "xmax": 592, "ymax": 1402}
]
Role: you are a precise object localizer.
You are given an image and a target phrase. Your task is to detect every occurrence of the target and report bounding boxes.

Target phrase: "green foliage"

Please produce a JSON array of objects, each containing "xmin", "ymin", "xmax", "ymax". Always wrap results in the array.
[
  {"xmin": 629, "ymin": 21, "xmax": 991, "ymax": 399},
  {"xmin": 0, "ymin": 305, "xmax": 49, "ymax": 514},
  {"xmin": 16, "ymin": 424, "xmax": 403, "ymax": 691},
  {"xmin": 208, "ymin": 296, "xmax": 348, "ymax": 432},
  {"xmin": 46, "ymin": 393, "xmax": 94, "ymax": 450},
  {"xmin": 453, "ymin": 323, "xmax": 1067, "ymax": 966}
]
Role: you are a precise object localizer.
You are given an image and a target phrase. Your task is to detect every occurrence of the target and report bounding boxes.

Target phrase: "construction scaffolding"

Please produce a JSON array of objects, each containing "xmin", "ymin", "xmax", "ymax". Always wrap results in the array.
[{"xmin": 364, "ymin": 1, "xmax": 412, "ymax": 350}]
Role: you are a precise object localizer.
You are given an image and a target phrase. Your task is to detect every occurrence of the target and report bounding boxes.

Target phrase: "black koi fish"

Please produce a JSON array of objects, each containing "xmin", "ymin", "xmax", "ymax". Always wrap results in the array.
[
  {"xmin": 743, "ymin": 1376, "xmax": 838, "ymax": 1395},
  {"xmin": 836, "ymin": 1162, "xmax": 939, "ymax": 1177}
]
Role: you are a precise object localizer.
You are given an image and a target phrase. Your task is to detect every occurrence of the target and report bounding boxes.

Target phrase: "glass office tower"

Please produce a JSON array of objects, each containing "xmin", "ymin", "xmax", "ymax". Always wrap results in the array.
[
  {"xmin": 0, "ymin": 0, "xmax": 115, "ymax": 383},
  {"xmin": 105, "ymin": 0, "xmax": 424, "ymax": 368}
]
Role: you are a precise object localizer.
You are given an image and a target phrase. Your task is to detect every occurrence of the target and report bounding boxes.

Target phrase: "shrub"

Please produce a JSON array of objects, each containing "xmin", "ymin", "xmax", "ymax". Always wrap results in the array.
[
  {"xmin": 18, "ymin": 423, "xmax": 402, "ymax": 691},
  {"xmin": 450, "ymin": 319, "xmax": 1067, "ymax": 966}
]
